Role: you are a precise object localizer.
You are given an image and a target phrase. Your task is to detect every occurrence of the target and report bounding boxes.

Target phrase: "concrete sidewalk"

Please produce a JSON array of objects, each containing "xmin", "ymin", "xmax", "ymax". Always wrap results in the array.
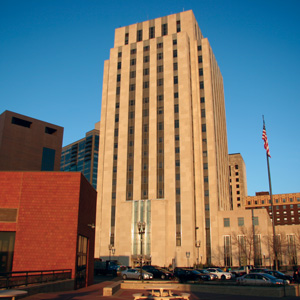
[{"xmin": 21, "ymin": 281, "xmax": 300, "ymax": 300}]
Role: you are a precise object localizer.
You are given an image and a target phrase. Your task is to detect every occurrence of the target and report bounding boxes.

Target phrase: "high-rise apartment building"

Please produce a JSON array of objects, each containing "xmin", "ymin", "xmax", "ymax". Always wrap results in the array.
[
  {"xmin": 61, "ymin": 122, "xmax": 99, "ymax": 189},
  {"xmin": 0, "ymin": 110, "xmax": 63, "ymax": 171},
  {"xmin": 96, "ymin": 10, "xmax": 231, "ymax": 266}
]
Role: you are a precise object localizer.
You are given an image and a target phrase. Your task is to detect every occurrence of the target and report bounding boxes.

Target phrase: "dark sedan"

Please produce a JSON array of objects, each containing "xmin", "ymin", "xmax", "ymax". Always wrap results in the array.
[
  {"xmin": 142, "ymin": 265, "xmax": 173, "ymax": 280},
  {"xmin": 174, "ymin": 267, "xmax": 210, "ymax": 282},
  {"xmin": 264, "ymin": 270, "xmax": 293, "ymax": 284}
]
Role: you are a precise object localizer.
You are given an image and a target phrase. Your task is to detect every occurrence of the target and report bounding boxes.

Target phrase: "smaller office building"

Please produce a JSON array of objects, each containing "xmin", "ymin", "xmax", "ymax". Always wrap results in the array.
[
  {"xmin": 0, "ymin": 110, "xmax": 63, "ymax": 171},
  {"xmin": 0, "ymin": 172, "xmax": 96, "ymax": 288}
]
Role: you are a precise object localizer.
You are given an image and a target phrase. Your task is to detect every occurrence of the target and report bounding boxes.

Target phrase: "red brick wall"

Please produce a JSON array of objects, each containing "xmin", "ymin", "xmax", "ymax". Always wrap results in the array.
[{"xmin": 0, "ymin": 172, "xmax": 96, "ymax": 286}]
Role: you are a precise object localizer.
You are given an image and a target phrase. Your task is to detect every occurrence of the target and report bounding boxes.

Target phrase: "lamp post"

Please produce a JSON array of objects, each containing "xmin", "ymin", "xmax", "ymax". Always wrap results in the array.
[
  {"xmin": 137, "ymin": 221, "xmax": 146, "ymax": 281},
  {"xmin": 186, "ymin": 252, "xmax": 190, "ymax": 268},
  {"xmin": 195, "ymin": 241, "xmax": 201, "ymax": 267},
  {"xmin": 108, "ymin": 244, "xmax": 113, "ymax": 261}
]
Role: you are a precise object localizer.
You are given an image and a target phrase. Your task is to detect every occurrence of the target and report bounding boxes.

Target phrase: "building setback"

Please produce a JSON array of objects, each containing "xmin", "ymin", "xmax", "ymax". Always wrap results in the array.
[
  {"xmin": 0, "ymin": 110, "xmax": 63, "ymax": 171},
  {"xmin": 96, "ymin": 10, "xmax": 231, "ymax": 267}
]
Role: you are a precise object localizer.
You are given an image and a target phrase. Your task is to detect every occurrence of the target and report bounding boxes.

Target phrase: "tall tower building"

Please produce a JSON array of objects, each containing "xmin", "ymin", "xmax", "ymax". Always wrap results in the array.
[
  {"xmin": 60, "ymin": 122, "xmax": 100, "ymax": 189},
  {"xmin": 96, "ymin": 10, "xmax": 230, "ymax": 266}
]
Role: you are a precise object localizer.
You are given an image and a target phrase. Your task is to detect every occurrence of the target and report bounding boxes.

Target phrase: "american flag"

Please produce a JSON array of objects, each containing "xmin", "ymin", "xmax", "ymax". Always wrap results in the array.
[{"xmin": 262, "ymin": 122, "xmax": 271, "ymax": 158}]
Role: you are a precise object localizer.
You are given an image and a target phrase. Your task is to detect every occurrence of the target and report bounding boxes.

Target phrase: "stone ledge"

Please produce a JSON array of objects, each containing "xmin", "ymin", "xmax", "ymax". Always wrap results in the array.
[{"xmin": 103, "ymin": 281, "xmax": 122, "ymax": 296}]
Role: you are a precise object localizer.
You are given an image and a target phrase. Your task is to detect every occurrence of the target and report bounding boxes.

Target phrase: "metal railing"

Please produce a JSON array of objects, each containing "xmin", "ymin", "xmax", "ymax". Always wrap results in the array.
[{"xmin": 0, "ymin": 269, "xmax": 72, "ymax": 289}]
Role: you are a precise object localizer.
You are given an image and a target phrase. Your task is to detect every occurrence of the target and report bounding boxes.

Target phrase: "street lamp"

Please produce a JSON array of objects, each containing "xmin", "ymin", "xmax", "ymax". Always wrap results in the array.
[
  {"xmin": 108, "ymin": 244, "xmax": 113, "ymax": 261},
  {"xmin": 195, "ymin": 240, "xmax": 201, "ymax": 267},
  {"xmin": 137, "ymin": 221, "xmax": 146, "ymax": 281},
  {"xmin": 186, "ymin": 251, "xmax": 190, "ymax": 268}
]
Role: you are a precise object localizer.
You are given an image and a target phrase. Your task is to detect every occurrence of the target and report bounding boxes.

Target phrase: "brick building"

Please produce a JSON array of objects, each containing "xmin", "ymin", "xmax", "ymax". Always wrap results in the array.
[
  {"xmin": 0, "ymin": 110, "xmax": 63, "ymax": 171},
  {"xmin": 0, "ymin": 172, "xmax": 96, "ymax": 288}
]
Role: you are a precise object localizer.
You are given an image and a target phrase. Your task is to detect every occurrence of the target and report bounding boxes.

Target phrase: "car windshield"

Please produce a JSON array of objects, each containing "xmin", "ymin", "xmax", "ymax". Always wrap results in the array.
[
  {"xmin": 192, "ymin": 270, "xmax": 201, "ymax": 275},
  {"xmin": 276, "ymin": 271, "xmax": 286, "ymax": 276},
  {"xmin": 200, "ymin": 270, "xmax": 209, "ymax": 274},
  {"xmin": 216, "ymin": 268, "xmax": 223, "ymax": 272},
  {"xmin": 262, "ymin": 273, "xmax": 276, "ymax": 279}
]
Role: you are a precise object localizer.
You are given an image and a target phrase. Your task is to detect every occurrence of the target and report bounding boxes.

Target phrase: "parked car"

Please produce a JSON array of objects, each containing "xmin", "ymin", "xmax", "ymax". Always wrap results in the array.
[
  {"xmin": 236, "ymin": 273, "xmax": 288, "ymax": 286},
  {"xmin": 251, "ymin": 268, "xmax": 270, "ymax": 273},
  {"xmin": 94, "ymin": 259, "xmax": 127, "ymax": 276},
  {"xmin": 206, "ymin": 268, "xmax": 232, "ymax": 280},
  {"xmin": 142, "ymin": 265, "xmax": 173, "ymax": 279},
  {"xmin": 174, "ymin": 267, "xmax": 210, "ymax": 282},
  {"xmin": 121, "ymin": 268, "xmax": 153, "ymax": 280},
  {"xmin": 196, "ymin": 269, "xmax": 218, "ymax": 280},
  {"xmin": 230, "ymin": 265, "xmax": 254, "ymax": 277},
  {"xmin": 262, "ymin": 270, "xmax": 293, "ymax": 284}
]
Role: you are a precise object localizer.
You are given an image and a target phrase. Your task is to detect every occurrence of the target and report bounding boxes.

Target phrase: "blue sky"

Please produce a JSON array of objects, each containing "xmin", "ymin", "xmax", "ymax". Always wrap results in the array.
[{"xmin": 1, "ymin": 0, "xmax": 299, "ymax": 196}]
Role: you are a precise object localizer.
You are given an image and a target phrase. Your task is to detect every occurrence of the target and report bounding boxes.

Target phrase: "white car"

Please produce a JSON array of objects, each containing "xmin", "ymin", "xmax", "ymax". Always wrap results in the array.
[{"xmin": 206, "ymin": 268, "xmax": 232, "ymax": 280}]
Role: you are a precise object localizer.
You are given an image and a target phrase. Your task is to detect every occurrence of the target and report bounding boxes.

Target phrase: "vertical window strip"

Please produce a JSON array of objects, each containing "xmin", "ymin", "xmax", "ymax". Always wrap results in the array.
[
  {"xmin": 141, "ymin": 42, "xmax": 150, "ymax": 199},
  {"xmin": 157, "ymin": 38, "xmax": 164, "ymax": 199},
  {"xmin": 109, "ymin": 52, "xmax": 122, "ymax": 246},
  {"xmin": 126, "ymin": 47, "xmax": 137, "ymax": 200},
  {"xmin": 173, "ymin": 36, "xmax": 181, "ymax": 247}
]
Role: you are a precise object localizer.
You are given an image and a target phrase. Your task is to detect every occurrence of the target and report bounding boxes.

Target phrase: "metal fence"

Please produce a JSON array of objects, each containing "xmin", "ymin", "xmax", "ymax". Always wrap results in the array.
[{"xmin": 0, "ymin": 269, "xmax": 72, "ymax": 289}]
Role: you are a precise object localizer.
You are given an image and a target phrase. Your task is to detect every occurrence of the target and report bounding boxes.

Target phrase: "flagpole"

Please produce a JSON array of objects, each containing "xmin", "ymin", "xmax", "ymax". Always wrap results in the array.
[
  {"xmin": 262, "ymin": 116, "xmax": 278, "ymax": 270},
  {"xmin": 266, "ymin": 150, "xmax": 278, "ymax": 270}
]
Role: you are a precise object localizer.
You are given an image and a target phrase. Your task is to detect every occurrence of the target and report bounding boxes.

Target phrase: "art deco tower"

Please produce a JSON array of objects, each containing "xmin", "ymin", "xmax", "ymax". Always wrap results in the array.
[{"xmin": 96, "ymin": 10, "xmax": 230, "ymax": 266}]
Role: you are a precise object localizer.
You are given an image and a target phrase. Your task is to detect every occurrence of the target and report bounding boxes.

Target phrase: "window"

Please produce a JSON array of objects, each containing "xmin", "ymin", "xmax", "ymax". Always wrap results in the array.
[
  {"xmin": 130, "ymin": 100, "xmax": 135, "ymax": 106},
  {"xmin": 198, "ymin": 45, "xmax": 202, "ymax": 51},
  {"xmin": 174, "ymin": 76, "xmax": 178, "ymax": 84},
  {"xmin": 162, "ymin": 23, "xmax": 168, "ymax": 35},
  {"xmin": 201, "ymin": 109, "xmax": 205, "ymax": 118},
  {"xmin": 157, "ymin": 79, "xmax": 163, "ymax": 86},
  {"xmin": 199, "ymin": 68, "xmax": 203, "ymax": 76},
  {"xmin": 41, "ymin": 148, "xmax": 55, "ymax": 171},
  {"xmin": 205, "ymin": 190, "xmax": 209, "ymax": 196},
  {"xmin": 130, "ymin": 49, "xmax": 136, "ymax": 54},
  {"xmin": 173, "ymin": 39, "xmax": 177, "ymax": 45},
  {"xmin": 202, "ymin": 124, "xmax": 206, "ymax": 132},
  {"xmin": 173, "ymin": 50, "xmax": 177, "ymax": 58},
  {"xmin": 130, "ymin": 59, "xmax": 136, "ymax": 66},
  {"xmin": 173, "ymin": 63, "xmax": 178, "ymax": 71},
  {"xmin": 0, "ymin": 232, "xmax": 15, "ymax": 272},
  {"xmin": 198, "ymin": 56, "xmax": 202, "ymax": 63},
  {"xmin": 125, "ymin": 33, "xmax": 129, "ymax": 45},
  {"xmin": 118, "ymin": 52, "xmax": 122, "ymax": 58},
  {"xmin": 158, "ymin": 122, "xmax": 163, "ymax": 130},
  {"xmin": 45, "ymin": 127, "xmax": 56, "ymax": 134},
  {"xmin": 137, "ymin": 29, "xmax": 142, "ymax": 42},
  {"xmin": 290, "ymin": 198, "xmax": 293, "ymax": 202},
  {"xmin": 174, "ymin": 120, "xmax": 179, "ymax": 128},
  {"xmin": 117, "ymin": 62, "xmax": 121, "ymax": 69},
  {"xmin": 200, "ymin": 81, "xmax": 204, "ymax": 89},
  {"xmin": 144, "ymin": 56, "xmax": 149, "ymax": 63},
  {"xmin": 224, "ymin": 218, "xmax": 230, "ymax": 227},
  {"xmin": 157, "ymin": 53, "xmax": 163, "ymax": 60},
  {"xmin": 200, "ymin": 97, "xmax": 205, "ymax": 103},
  {"xmin": 173, "ymin": 19, "xmax": 180, "ymax": 33},
  {"xmin": 143, "ymin": 68, "xmax": 149, "ymax": 75},
  {"xmin": 157, "ymin": 42, "xmax": 163, "ymax": 49},
  {"xmin": 174, "ymin": 104, "xmax": 179, "ymax": 113},
  {"xmin": 204, "ymin": 176, "xmax": 208, "ymax": 183},
  {"xmin": 157, "ymin": 65, "xmax": 163, "ymax": 73},
  {"xmin": 130, "ymin": 71, "xmax": 136, "ymax": 78},
  {"xmin": 117, "ymin": 74, "xmax": 121, "ymax": 82},
  {"xmin": 283, "ymin": 198, "xmax": 286, "ymax": 203},
  {"xmin": 157, "ymin": 95, "xmax": 163, "ymax": 101},
  {"xmin": 129, "ymin": 84, "xmax": 135, "ymax": 91},
  {"xmin": 143, "ymin": 81, "xmax": 149, "ymax": 89},
  {"xmin": 144, "ymin": 45, "xmax": 150, "ymax": 51},
  {"xmin": 238, "ymin": 217, "xmax": 244, "ymax": 226},
  {"xmin": 175, "ymin": 147, "xmax": 180, "ymax": 153},
  {"xmin": 203, "ymin": 163, "xmax": 208, "ymax": 170},
  {"xmin": 149, "ymin": 27, "xmax": 155, "ymax": 39},
  {"xmin": 116, "ymin": 87, "xmax": 120, "ymax": 95},
  {"xmin": 175, "ymin": 160, "xmax": 180, "ymax": 167},
  {"xmin": 12, "ymin": 116, "xmax": 32, "ymax": 128},
  {"xmin": 174, "ymin": 92, "xmax": 179, "ymax": 99}
]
